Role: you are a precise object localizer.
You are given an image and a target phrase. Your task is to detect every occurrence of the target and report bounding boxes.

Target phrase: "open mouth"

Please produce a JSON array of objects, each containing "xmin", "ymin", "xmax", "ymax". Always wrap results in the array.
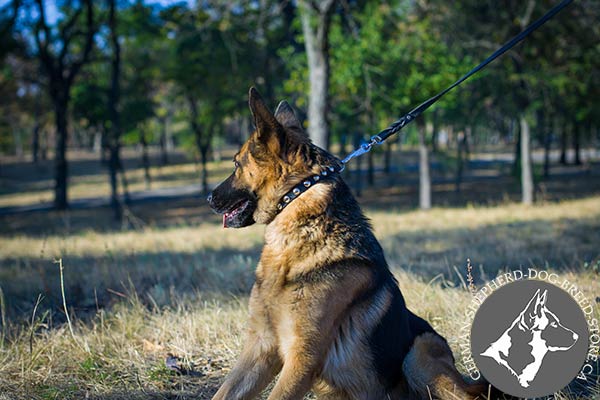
[{"xmin": 223, "ymin": 199, "xmax": 250, "ymax": 228}]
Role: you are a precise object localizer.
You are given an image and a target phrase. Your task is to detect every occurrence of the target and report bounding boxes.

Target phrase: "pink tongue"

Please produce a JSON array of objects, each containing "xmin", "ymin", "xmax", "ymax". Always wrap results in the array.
[{"xmin": 223, "ymin": 213, "xmax": 228, "ymax": 228}]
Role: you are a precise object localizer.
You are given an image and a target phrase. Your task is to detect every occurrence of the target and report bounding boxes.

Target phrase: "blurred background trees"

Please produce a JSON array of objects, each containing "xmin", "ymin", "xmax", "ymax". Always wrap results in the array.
[{"xmin": 0, "ymin": 0, "xmax": 598, "ymax": 217}]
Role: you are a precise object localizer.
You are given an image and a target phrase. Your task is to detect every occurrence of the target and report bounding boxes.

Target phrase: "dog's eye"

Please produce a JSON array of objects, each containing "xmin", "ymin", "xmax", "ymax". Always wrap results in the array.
[{"xmin": 234, "ymin": 160, "xmax": 241, "ymax": 169}]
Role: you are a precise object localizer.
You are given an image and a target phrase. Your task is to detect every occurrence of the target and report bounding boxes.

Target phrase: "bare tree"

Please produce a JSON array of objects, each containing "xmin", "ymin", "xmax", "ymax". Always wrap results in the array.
[
  {"xmin": 33, "ymin": 0, "xmax": 96, "ymax": 209},
  {"xmin": 520, "ymin": 117, "xmax": 534, "ymax": 205},
  {"xmin": 107, "ymin": 0, "xmax": 123, "ymax": 220},
  {"xmin": 417, "ymin": 119, "xmax": 431, "ymax": 210},
  {"xmin": 298, "ymin": 0, "xmax": 336, "ymax": 150},
  {"xmin": 187, "ymin": 96, "xmax": 213, "ymax": 194}
]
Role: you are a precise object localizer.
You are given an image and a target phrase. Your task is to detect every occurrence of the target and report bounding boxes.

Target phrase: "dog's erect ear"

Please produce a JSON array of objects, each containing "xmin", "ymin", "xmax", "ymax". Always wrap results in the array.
[
  {"xmin": 274, "ymin": 101, "xmax": 302, "ymax": 130},
  {"xmin": 249, "ymin": 87, "xmax": 280, "ymax": 136},
  {"xmin": 248, "ymin": 87, "xmax": 287, "ymax": 154}
]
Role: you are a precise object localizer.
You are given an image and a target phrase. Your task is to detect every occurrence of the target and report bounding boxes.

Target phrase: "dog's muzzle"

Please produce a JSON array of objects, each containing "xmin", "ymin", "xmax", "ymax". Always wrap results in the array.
[{"xmin": 207, "ymin": 175, "xmax": 257, "ymax": 228}]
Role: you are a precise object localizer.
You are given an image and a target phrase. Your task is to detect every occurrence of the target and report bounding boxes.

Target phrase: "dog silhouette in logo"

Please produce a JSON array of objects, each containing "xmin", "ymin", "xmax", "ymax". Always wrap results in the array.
[{"xmin": 480, "ymin": 288, "xmax": 579, "ymax": 388}]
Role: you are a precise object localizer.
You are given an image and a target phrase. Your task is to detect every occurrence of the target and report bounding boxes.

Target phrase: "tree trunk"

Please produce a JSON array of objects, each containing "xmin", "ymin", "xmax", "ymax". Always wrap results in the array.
[
  {"xmin": 188, "ymin": 96, "xmax": 212, "ymax": 194},
  {"xmin": 353, "ymin": 131, "xmax": 362, "ymax": 197},
  {"xmin": 543, "ymin": 129, "xmax": 551, "ymax": 179},
  {"xmin": 108, "ymin": 145, "xmax": 121, "ymax": 219},
  {"xmin": 418, "ymin": 121, "xmax": 431, "ymax": 210},
  {"xmin": 200, "ymin": 143, "xmax": 210, "ymax": 194},
  {"xmin": 8, "ymin": 112, "xmax": 23, "ymax": 159},
  {"xmin": 159, "ymin": 117, "xmax": 169, "ymax": 166},
  {"xmin": 572, "ymin": 121, "xmax": 581, "ymax": 165},
  {"xmin": 35, "ymin": 0, "xmax": 95, "ymax": 210},
  {"xmin": 455, "ymin": 131, "xmax": 465, "ymax": 193},
  {"xmin": 40, "ymin": 129, "xmax": 48, "ymax": 160},
  {"xmin": 464, "ymin": 125, "xmax": 471, "ymax": 160},
  {"xmin": 54, "ymin": 101, "xmax": 69, "ymax": 210},
  {"xmin": 193, "ymin": 125, "xmax": 211, "ymax": 194},
  {"xmin": 93, "ymin": 130, "xmax": 102, "ymax": 153},
  {"xmin": 118, "ymin": 159, "xmax": 130, "ymax": 203},
  {"xmin": 512, "ymin": 119, "xmax": 520, "ymax": 176},
  {"xmin": 140, "ymin": 132, "xmax": 151, "ymax": 189},
  {"xmin": 520, "ymin": 116, "xmax": 534, "ymax": 205},
  {"xmin": 100, "ymin": 131, "xmax": 108, "ymax": 164},
  {"xmin": 31, "ymin": 94, "xmax": 41, "ymax": 163},
  {"xmin": 108, "ymin": 0, "xmax": 122, "ymax": 220},
  {"xmin": 431, "ymin": 111, "xmax": 439, "ymax": 153},
  {"xmin": 367, "ymin": 150, "xmax": 374, "ymax": 187},
  {"xmin": 298, "ymin": 0, "xmax": 336, "ymax": 150},
  {"xmin": 32, "ymin": 121, "xmax": 40, "ymax": 164},
  {"xmin": 384, "ymin": 142, "xmax": 392, "ymax": 175},
  {"xmin": 559, "ymin": 122, "xmax": 567, "ymax": 165},
  {"xmin": 542, "ymin": 112, "xmax": 551, "ymax": 179}
]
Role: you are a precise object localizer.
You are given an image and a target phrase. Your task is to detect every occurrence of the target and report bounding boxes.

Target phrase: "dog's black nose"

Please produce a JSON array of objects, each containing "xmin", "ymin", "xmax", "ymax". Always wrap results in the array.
[{"xmin": 206, "ymin": 192, "xmax": 213, "ymax": 204}]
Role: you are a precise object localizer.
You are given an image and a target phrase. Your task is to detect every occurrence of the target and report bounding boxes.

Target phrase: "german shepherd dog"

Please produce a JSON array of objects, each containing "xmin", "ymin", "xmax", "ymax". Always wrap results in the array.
[{"xmin": 207, "ymin": 88, "xmax": 492, "ymax": 399}]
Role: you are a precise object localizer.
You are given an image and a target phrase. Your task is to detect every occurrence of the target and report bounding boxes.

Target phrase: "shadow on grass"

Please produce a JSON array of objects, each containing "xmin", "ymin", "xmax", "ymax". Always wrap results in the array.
[
  {"xmin": 382, "ymin": 216, "xmax": 600, "ymax": 282},
  {"xmin": 0, "ymin": 197, "xmax": 222, "ymax": 238},
  {"xmin": 2, "ymin": 212, "xmax": 599, "ymax": 322},
  {"xmin": 0, "ymin": 377, "xmax": 222, "ymax": 400},
  {"xmin": 0, "ymin": 246, "xmax": 261, "ymax": 322},
  {"xmin": 0, "ymin": 151, "xmax": 190, "ymax": 185},
  {"xmin": 2, "ymin": 162, "xmax": 599, "ymax": 237},
  {"xmin": 361, "ymin": 169, "xmax": 600, "ymax": 210}
]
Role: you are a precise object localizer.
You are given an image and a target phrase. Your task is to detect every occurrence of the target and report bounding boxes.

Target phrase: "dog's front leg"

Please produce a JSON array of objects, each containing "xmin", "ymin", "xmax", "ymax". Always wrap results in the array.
[
  {"xmin": 266, "ymin": 342, "xmax": 322, "ymax": 400},
  {"xmin": 266, "ymin": 313, "xmax": 337, "ymax": 400},
  {"xmin": 211, "ymin": 335, "xmax": 281, "ymax": 400}
]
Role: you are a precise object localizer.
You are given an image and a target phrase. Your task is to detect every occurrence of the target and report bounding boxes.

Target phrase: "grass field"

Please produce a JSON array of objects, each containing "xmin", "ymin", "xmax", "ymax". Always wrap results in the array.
[{"xmin": 1, "ymin": 150, "xmax": 600, "ymax": 399}]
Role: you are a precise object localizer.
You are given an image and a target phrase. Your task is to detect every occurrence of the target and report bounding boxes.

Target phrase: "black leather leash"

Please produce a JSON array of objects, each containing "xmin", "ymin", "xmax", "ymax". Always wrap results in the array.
[{"xmin": 340, "ymin": 0, "xmax": 573, "ymax": 168}]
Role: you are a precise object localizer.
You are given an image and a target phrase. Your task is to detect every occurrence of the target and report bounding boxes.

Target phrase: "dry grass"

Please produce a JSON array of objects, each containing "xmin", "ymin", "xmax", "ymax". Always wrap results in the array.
[
  {"xmin": 0, "ymin": 196, "xmax": 599, "ymax": 399},
  {"xmin": 1, "ymin": 270, "xmax": 597, "ymax": 399}
]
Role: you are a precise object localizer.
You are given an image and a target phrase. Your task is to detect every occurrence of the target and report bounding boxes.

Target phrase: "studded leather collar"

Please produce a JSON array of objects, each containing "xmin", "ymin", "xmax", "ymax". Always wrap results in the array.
[{"xmin": 276, "ymin": 165, "xmax": 340, "ymax": 214}]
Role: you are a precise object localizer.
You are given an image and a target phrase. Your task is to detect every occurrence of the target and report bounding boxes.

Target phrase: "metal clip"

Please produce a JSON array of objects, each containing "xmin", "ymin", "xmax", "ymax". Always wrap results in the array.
[
  {"xmin": 370, "ymin": 135, "xmax": 383, "ymax": 145},
  {"xmin": 341, "ymin": 142, "xmax": 372, "ymax": 165}
]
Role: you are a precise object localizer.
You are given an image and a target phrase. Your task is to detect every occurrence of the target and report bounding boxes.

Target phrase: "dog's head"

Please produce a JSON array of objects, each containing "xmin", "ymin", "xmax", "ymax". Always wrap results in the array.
[
  {"xmin": 519, "ymin": 289, "xmax": 578, "ymax": 351},
  {"xmin": 207, "ymin": 88, "xmax": 339, "ymax": 228}
]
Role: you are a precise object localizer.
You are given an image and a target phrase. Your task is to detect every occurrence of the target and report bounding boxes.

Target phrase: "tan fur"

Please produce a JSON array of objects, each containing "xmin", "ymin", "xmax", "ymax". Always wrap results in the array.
[{"xmin": 210, "ymin": 89, "xmax": 495, "ymax": 400}]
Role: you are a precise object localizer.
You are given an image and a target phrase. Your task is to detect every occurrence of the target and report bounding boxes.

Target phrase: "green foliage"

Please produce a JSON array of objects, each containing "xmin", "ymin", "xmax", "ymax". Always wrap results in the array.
[{"xmin": 0, "ymin": 0, "xmax": 598, "ymax": 158}]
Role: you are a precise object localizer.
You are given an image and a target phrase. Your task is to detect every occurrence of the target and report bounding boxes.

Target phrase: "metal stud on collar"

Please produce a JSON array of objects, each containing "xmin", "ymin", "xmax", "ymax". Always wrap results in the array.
[{"xmin": 276, "ymin": 165, "xmax": 340, "ymax": 215}]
